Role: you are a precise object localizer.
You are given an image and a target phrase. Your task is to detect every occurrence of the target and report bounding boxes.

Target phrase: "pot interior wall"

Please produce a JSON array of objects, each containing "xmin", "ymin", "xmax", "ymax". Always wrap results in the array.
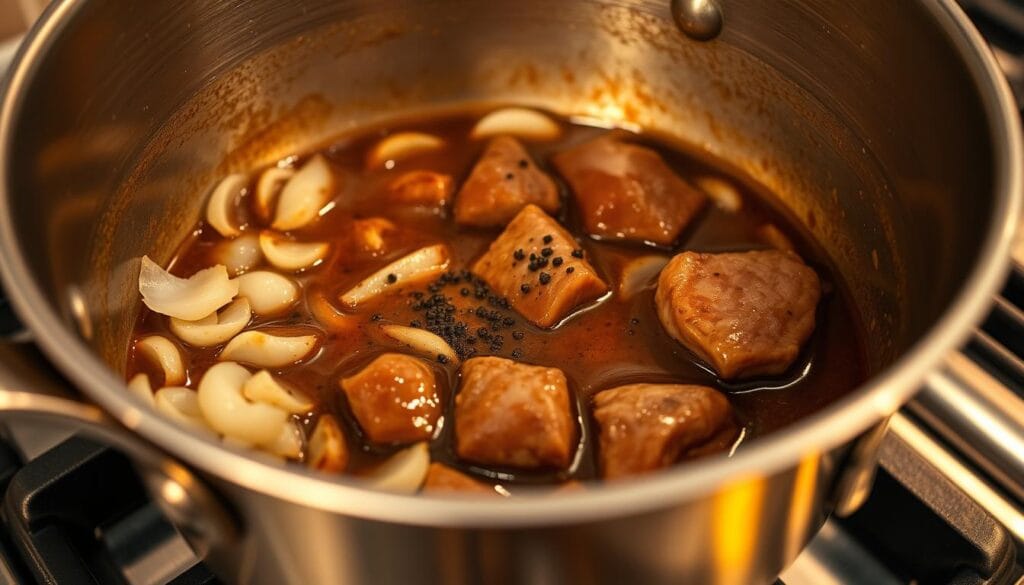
[{"xmin": 4, "ymin": 0, "xmax": 994, "ymax": 383}]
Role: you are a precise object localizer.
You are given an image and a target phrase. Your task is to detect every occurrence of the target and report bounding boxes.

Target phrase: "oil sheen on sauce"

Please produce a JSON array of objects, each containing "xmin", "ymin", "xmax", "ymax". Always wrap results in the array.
[{"xmin": 127, "ymin": 110, "xmax": 868, "ymax": 485}]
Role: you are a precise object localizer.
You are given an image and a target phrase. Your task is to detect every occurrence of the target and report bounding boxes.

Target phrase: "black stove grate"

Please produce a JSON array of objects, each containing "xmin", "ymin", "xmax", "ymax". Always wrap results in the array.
[{"xmin": 0, "ymin": 436, "xmax": 218, "ymax": 585}]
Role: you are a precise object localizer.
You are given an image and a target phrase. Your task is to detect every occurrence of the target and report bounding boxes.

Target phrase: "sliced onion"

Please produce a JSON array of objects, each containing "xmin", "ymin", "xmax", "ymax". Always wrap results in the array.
[
  {"xmin": 219, "ymin": 331, "xmax": 318, "ymax": 368},
  {"xmin": 197, "ymin": 361, "xmax": 289, "ymax": 445},
  {"xmin": 255, "ymin": 167, "xmax": 296, "ymax": 222},
  {"xmin": 618, "ymin": 255, "xmax": 670, "ymax": 300},
  {"xmin": 308, "ymin": 415, "xmax": 348, "ymax": 472},
  {"xmin": 353, "ymin": 217, "xmax": 396, "ymax": 253},
  {"xmin": 262, "ymin": 419, "xmax": 303, "ymax": 459},
  {"xmin": 242, "ymin": 370, "xmax": 314, "ymax": 414},
  {"xmin": 340, "ymin": 244, "xmax": 449, "ymax": 308},
  {"xmin": 309, "ymin": 291, "xmax": 359, "ymax": 332},
  {"xmin": 272, "ymin": 155, "xmax": 334, "ymax": 231},
  {"xmin": 380, "ymin": 324, "xmax": 458, "ymax": 364},
  {"xmin": 235, "ymin": 270, "xmax": 299, "ymax": 315},
  {"xmin": 154, "ymin": 386, "xmax": 208, "ymax": 429},
  {"xmin": 470, "ymin": 107, "xmax": 561, "ymax": 141},
  {"xmin": 757, "ymin": 224, "xmax": 796, "ymax": 252},
  {"xmin": 259, "ymin": 231, "xmax": 329, "ymax": 272},
  {"xmin": 138, "ymin": 256, "xmax": 239, "ymax": 321},
  {"xmin": 169, "ymin": 297, "xmax": 251, "ymax": 348},
  {"xmin": 205, "ymin": 173, "xmax": 248, "ymax": 238},
  {"xmin": 364, "ymin": 442, "xmax": 430, "ymax": 493},
  {"xmin": 214, "ymin": 233, "xmax": 261, "ymax": 276},
  {"xmin": 694, "ymin": 175, "xmax": 743, "ymax": 212},
  {"xmin": 127, "ymin": 373, "xmax": 155, "ymax": 407},
  {"xmin": 136, "ymin": 335, "xmax": 186, "ymax": 386},
  {"xmin": 366, "ymin": 132, "xmax": 445, "ymax": 169},
  {"xmin": 388, "ymin": 171, "xmax": 452, "ymax": 207}
]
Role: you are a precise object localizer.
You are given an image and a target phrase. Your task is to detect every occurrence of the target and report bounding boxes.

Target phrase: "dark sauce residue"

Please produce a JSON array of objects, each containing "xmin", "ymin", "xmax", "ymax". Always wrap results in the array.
[{"xmin": 127, "ymin": 109, "xmax": 868, "ymax": 486}]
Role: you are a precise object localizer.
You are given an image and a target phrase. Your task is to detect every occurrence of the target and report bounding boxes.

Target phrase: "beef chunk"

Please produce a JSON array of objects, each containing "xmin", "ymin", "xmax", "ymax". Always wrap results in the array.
[
  {"xmin": 552, "ymin": 136, "xmax": 706, "ymax": 245},
  {"xmin": 454, "ymin": 136, "xmax": 559, "ymax": 227},
  {"xmin": 422, "ymin": 463, "xmax": 496, "ymax": 495},
  {"xmin": 472, "ymin": 204, "xmax": 607, "ymax": 327},
  {"xmin": 593, "ymin": 383, "xmax": 737, "ymax": 479},
  {"xmin": 455, "ymin": 356, "xmax": 576, "ymax": 468},
  {"xmin": 388, "ymin": 170, "xmax": 453, "ymax": 208},
  {"xmin": 656, "ymin": 250, "xmax": 820, "ymax": 379},
  {"xmin": 340, "ymin": 353, "xmax": 441, "ymax": 444}
]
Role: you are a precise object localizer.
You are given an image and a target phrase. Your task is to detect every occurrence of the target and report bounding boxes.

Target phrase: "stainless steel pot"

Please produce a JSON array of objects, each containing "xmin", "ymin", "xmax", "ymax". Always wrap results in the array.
[{"xmin": 0, "ymin": 1, "xmax": 1017, "ymax": 583}]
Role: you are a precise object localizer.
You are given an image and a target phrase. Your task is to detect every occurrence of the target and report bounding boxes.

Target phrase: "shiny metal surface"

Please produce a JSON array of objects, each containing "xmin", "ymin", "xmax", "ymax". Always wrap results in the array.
[
  {"xmin": 888, "ymin": 412, "xmax": 1024, "ymax": 543},
  {"xmin": 778, "ymin": 521, "xmax": 901, "ymax": 585},
  {"xmin": 914, "ymin": 351, "xmax": 1024, "ymax": 504},
  {"xmin": 0, "ymin": 0, "xmax": 1017, "ymax": 583},
  {"xmin": 671, "ymin": 0, "xmax": 723, "ymax": 41}
]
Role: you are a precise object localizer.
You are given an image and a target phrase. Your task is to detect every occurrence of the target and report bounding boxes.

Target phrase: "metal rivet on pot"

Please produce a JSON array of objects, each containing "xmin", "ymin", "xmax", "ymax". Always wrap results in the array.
[{"xmin": 671, "ymin": 0, "xmax": 723, "ymax": 41}]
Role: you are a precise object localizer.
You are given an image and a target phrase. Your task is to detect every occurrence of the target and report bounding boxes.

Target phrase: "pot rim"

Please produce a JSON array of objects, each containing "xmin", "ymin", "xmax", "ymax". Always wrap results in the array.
[{"xmin": 0, "ymin": 0, "xmax": 1018, "ymax": 528}]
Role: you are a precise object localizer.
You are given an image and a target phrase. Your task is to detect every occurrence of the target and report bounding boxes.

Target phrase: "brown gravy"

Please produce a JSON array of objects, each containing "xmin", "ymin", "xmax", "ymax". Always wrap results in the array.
[{"xmin": 127, "ymin": 109, "xmax": 868, "ymax": 485}]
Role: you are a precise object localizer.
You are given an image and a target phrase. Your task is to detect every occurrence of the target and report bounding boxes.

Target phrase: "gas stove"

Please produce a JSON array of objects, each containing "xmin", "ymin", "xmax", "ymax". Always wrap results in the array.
[{"xmin": 0, "ymin": 2, "xmax": 1023, "ymax": 584}]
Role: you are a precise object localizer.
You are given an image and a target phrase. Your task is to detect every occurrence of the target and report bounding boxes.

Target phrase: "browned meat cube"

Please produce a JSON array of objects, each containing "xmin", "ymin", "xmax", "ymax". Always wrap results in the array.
[
  {"xmin": 455, "ymin": 356, "xmax": 576, "ymax": 469},
  {"xmin": 421, "ymin": 463, "xmax": 496, "ymax": 495},
  {"xmin": 593, "ymin": 383, "xmax": 737, "ymax": 479},
  {"xmin": 656, "ymin": 250, "xmax": 821, "ymax": 379},
  {"xmin": 388, "ymin": 170, "xmax": 453, "ymax": 208},
  {"xmin": 453, "ymin": 136, "xmax": 560, "ymax": 227},
  {"xmin": 472, "ymin": 204, "xmax": 608, "ymax": 327},
  {"xmin": 553, "ymin": 136, "xmax": 706, "ymax": 245},
  {"xmin": 340, "ymin": 353, "xmax": 441, "ymax": 444}
]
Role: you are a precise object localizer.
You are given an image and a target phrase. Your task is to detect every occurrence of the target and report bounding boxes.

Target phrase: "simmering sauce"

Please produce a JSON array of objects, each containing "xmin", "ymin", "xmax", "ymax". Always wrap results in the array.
[{"xmin": 127, "ymin": 109, "xmax": 867, "ymax": 487}]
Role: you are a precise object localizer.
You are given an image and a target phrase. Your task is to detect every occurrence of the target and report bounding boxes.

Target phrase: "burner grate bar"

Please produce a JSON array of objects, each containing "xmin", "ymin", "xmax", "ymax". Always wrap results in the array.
[
  {"xmin": 887, "ymin": 412, "xmax": 1024, "ymax": 546},
  {"xmin": 911, "ymin": 349, "xmax": 1024, "ymax": 506}
]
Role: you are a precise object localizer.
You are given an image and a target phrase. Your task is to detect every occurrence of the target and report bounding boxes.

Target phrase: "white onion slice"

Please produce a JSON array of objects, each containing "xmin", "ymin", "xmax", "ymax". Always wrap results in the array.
[
  {"xmin": 255, "ymin": 167, "xmax": 296, "ymax": 222},
  {"xmin": 219, "ymin": 331, "xmax": 318, "ymax": 368},
  {"xmin": 242, "ymin": 370, "xmax": 313, "ymax": 414},
  {"xmin": 272, "ymin": 155, "xmax": 334, "ymax": 231},
  {"xmin": 470, "ymin": 107, "xmax": 561, "ymax": 141},
  {"xmin": 262, "ymin": 419, "xmax": 303, "ymax": 459},
  {"xmin": 353, "ymin": 217, "xmax": 396, "ymax": 252},
  {"xmin": 757, "ymin": 224, "xmax": 796, "ymax": 252},
  {"xmin": 126, "ymin": 373, "xmax": 155, "ymax": 407},
  {"xmin": 308, "ymin": 415, "xmax": 347, "ymax": 472},
  {"xmin": 365, "ymin": 442, "xmax": 430, "ymax": 493},
  {"xmin": 155, "ymin": 386, "xmax": 208, "ymax": 429},
  {"xmin": 340, "ymin": 245, "xmax": 449, "ymax": 307},
  {"xmin": 136, "ymin": 335, "xmax": 186, "ymax": 386},
  {"xmin": 618, "ymin": 255, "xmax": 670, "ymax": 300},
  {"xmin": 694, "ymin": 175, "xmax": 743, "ymax": 212},
  {"xmin": 138, "ymin": 256, "xmax": 239, "ymax": 321},
  {"xmin": 205, "ymin": 173, "xmax": 248, "ymax": 238},
  {"xmin": 214, "ymin": 233, "xmax": 261, "ymax": 276},
  {"xmin": 309, "ymin": 291, "xmax": 358, "ymax": 333},
  {"xmin": 380, "ymin": 325, "xmax": 458, "ymax": 364},
  {"xmin": 366, "ymin": 132, "xmax": 445, "ymax": 169},
  {"xmin": 197, "ymin": 362, "xmax": 289, "ymax": 445},
  {"xmin": 259, "ymin": 231, "xmax": 329, "ymax": 272},
  {"xmin": 169, "ymin": 297, "xmax": 251, "ymax": 348},
  {"xmin": 235, "ymin": 270, "xmax": 299, "ymax": 315}
]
